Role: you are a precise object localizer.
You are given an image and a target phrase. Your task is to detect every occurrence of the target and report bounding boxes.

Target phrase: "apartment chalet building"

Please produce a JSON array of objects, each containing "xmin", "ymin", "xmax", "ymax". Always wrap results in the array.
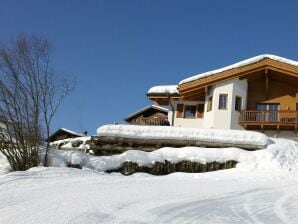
[{"xmin": 147, "ymin": 54, "xmax": 298, "ymax": 140}]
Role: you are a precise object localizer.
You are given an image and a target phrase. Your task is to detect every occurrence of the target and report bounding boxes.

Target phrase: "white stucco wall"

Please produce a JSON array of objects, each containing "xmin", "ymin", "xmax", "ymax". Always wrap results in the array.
[
  {"xmin": 212, "ymin": 80, "xmax": 233, "ymax": 129},
  {"xmin": 230, "ymin": 79, "xmax": 247, "ymax": 130},
  {"xmin": 204, "ymin": 78, "xmax": 247, "ymax": 130},
  {"xmin": 168, "ymin": 78, "xmax": 248, "ymax": 130},
  {"xmin": 168, "ymin": 100, "xmax": 205, "ymax": 128}
]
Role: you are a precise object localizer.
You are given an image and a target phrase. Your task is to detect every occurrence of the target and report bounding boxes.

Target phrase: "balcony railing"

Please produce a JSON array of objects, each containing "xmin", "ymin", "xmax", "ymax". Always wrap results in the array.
[
  {"xmin": 239, "ymin": 110, "xmax": 298, "ymax": 126},
  {"xmin": 134, "ymin": 117, "xmax": 170, "ymax": 126}
]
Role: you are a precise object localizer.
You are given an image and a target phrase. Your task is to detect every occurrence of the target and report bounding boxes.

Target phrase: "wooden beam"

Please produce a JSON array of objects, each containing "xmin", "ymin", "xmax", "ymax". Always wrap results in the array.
[
  {"xmin": 265, "ymin": 69, "xmax": 269, "ymax": 99},
  {"xmin": 181, "ymin": 88, "xmax": 205, "ymax": 99}
]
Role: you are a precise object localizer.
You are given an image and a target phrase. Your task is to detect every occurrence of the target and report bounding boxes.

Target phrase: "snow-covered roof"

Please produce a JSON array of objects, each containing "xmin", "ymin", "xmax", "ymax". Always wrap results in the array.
[
  {"xmin": 179, "ymin": 54, "xmax": 298, "ymax": 85},
  {"xmin": 124, "ymin": 105, "xmax": 168, "ymax": 121},
  {"xmin": 147, "ymin": 85, "xmax": 179, "ymax": 95},
  {"xmin": 48, "ymin": 128, "xmax": 85, "ymax": 141},
  {"xmin": 59, "ymin": 128, "xmax": 85, "ymax": 137}
]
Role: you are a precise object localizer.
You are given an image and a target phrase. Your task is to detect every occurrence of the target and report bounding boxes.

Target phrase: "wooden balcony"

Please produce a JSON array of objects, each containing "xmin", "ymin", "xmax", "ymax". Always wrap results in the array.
[
  {"xmin": 133, "ymin": 117, "xmax": 170, "ymax": 126},
  {"xmin": 239, "ymin": 110, "xmax": 298, "ymax": 131}
]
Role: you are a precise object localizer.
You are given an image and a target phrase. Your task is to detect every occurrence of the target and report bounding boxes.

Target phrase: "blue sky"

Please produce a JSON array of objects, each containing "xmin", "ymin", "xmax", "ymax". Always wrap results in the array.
[{"xmin": 0, "ymin": 0, "xmax": 298, "ymax": 134}]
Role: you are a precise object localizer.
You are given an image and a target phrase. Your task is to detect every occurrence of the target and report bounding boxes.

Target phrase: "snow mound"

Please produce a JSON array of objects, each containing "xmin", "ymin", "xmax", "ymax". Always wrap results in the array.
[
  {"xmin": 43, "ymin": 150, "xmax": 93, "ymax": 169},
  {"xmin": 0, "ymin": 152, "xmax": 11, "ymax": 174},
  {"xmin": 47, "ymin": 138, "xmax": 298, "ymax": 173},
  {"xmin": 179, "ymin": 54, "xmax": 298, "ymax": 84},
  {"xmin": 97, "ymin": 125, "xmax": 268, "ymax": 148}
]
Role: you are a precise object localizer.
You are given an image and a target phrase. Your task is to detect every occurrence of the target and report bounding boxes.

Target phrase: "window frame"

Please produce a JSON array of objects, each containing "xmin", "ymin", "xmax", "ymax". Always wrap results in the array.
[
  {"xmin": 183, "ymin": 105, "xmax": 197, "ymax": 119},
  {"xmin": 207, "ymin": 96, "xmax": 213, "ymax": 112},
  {"xmin": 218, "ymin": 94, "xmax": 228, "ymax": 110}
]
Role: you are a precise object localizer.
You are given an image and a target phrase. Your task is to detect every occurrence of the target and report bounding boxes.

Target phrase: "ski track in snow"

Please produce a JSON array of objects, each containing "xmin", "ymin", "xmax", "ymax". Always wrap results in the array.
[{"xmin": 1, "ymin": 168, "xmax": 298, "ymax": 224}]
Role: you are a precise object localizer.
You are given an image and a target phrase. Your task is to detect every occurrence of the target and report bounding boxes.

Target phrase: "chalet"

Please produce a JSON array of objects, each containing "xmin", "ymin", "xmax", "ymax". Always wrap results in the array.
[
  {"xmin": 147, "ymin": 54, "xmax": 298, "ymax": 140},
  {"xmin": 124, "ymin": 105, "xmax": 169, "ymax": 126},
  {"xmin": 48, "ymin": 128, "xmax": 86, "ymax": 142}
]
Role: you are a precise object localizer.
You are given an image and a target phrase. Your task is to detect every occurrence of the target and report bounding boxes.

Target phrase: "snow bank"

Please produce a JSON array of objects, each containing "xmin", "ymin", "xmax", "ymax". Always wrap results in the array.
[
  {"xmin": 50, "ymin": 136, "xmax": 91, "ymax": 151},
  {"xmin": 0, "ymin": 152, "xmax": 11, "ymax": 174},
  {"xmin": 147, "ymin": 85, "xmax": 179, "ymax": 95},
  {"xmin": 43, "ymin": 149, "xmax": 93, "ymax": 169},
  {"xmin": 179, "ymin": 54, "xmax": 298, "ymax": 84},
  {"xmin": 88, "ymin": 138, "xmax": 298, "ymax": 172},
  {"xmin": 46, "ymin": 138, "xmax": 298, "ymax": 173},
  {"xmin": 89, "ymin": 147, "xmax": 244, "ymax": 172},
  {"xmin": 97, "ymin": 125, "xmax": 268, "ymax": 148}
]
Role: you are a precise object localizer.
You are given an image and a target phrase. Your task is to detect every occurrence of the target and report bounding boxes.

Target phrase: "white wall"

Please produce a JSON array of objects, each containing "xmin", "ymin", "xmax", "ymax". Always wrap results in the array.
[
  {"xmin": 169, "ymin": 100, "xmax": 204, "ymax": 128},
  {"xmin": 204, "ymin": 79, "xmax": 234, "ymax": 129},
  {"xmin": 203, "ymin": 78, "xmax": 247, "ymax": 130},
  {"xmin": 230, "ymin": 79, "xmax": 247, "ymax": 130},
  {"xmin": 168, "ymin": 78, "xmax": 248, "ymax": 130}
]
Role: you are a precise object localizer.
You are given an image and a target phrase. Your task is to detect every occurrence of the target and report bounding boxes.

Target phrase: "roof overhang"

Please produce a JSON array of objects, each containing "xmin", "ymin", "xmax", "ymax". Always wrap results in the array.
[
  {"xmin": 178, "ymin": 58, "xmax": 298, "ymax": 97},
  {"xmin": 146, "ymin": 85, "xmax": 181, "ymax": 105}
]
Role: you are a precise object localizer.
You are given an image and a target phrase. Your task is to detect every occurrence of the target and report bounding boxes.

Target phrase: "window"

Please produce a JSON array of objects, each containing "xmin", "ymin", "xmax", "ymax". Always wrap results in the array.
[
  {"xmin": 235, "ymin": 96, "xmax": 242, "ymax": 111},
  {"xmin": 207, "ymin": 97, "xmax": 213, "ymax": 112},
  {"xmin": 218, "ymin": 94, "xmax": 228, "ymax": 110},
  {"xmin": 184, "ymin": 105, "xmax": 197, "ymax": 118},
  {"xmin": 176, "ymin": 104, "xmax": 184, "ymax": 118}
]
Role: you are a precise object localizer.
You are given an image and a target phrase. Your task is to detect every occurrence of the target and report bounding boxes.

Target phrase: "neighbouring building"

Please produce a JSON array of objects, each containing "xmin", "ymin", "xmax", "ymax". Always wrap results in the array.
[
  {"xmin": 48, "ymin": 128, "xmax": 86, "ymax": 142},
  {"xmin": 147, "ymin": 54, "xmax": 298, "ymax": 140},
  {"xmin": 124, "ymin": 105, "xmax": 169, "ymax": 126}
]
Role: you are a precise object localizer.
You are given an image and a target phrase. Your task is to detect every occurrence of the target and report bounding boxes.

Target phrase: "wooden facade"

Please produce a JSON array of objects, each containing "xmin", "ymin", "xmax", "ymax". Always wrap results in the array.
[
  {"xmin": 246, "ymin": 71, "xmax": 298, "ymax": 111},
  {"xmin": 239, "ymin": 69, "xmax": 298, "ymax": 131},
  {"xmin": 48, "ymin": 128, "xmax": 84, "ymax": 142},
  {"xmin": 124, "ymin": 105, "xmax": 169, "ymax": 126}
]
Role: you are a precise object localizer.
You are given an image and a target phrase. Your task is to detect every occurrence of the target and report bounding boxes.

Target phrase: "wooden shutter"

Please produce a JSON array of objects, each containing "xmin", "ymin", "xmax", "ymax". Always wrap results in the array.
[
  {"xmin": 176, "ymin": 104, "xmax": 184, "ymax": 118},
  {"xmin": 196, "ymin": 104, "xmax": 204, "ymax": 118}
]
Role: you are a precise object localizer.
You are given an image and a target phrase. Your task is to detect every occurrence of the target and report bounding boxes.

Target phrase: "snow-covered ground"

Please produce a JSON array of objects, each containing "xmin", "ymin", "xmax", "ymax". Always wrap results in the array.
[
  {"xmin": 1, "ymin": 166, "xmax": 298, "ymax": 223},
  {"xmin": 0, "ymin": 137, "xmax": 298, "ymax": 223}
]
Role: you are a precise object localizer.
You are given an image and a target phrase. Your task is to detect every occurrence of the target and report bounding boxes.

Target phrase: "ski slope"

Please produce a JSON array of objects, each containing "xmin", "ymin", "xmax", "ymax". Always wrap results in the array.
[{"xmin": 0, "ymin": 167, "xmax": 298, "ymax": 224}]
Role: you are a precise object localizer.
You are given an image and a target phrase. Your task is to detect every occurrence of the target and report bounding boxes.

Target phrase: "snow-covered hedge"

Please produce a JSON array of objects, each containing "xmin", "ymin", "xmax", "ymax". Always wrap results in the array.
[
  {"xmin": 50, "ymin": 136, "xmax": 91, "ymax": 151},
  {"xmin": 97, "ymin": 125, "xmax": 269, "ymax": 149},
  {"xmin": 45, "ymin": 138, "xmax": 298, "ymax": 173}
]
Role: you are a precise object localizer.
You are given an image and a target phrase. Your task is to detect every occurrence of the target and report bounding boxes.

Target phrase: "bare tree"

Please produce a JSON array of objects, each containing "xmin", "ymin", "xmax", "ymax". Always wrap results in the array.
[{"xmin": 0, "ymin": 35, "xmax": 74, "ymax": 170}]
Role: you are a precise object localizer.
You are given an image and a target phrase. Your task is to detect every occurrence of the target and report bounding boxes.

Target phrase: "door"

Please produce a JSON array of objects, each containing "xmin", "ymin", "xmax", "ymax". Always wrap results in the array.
[
  {"xmin": 268, "ymin": 104, "xmax": 279, "ymax": 122},
  {"xmin": 256, "ymin": 104, "xmax": 280, "ymax": 122}
]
